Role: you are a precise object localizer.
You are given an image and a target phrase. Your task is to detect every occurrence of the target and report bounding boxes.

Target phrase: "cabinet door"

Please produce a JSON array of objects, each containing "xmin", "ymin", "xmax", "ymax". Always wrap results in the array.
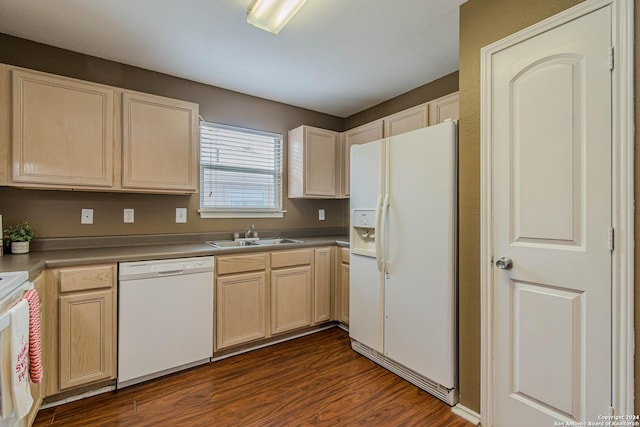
[
  {"xmin": 11, "ymin": 68, "xmax": 114, "ymax": 188},
  {"xmin": 59, "ymin": 289, "xmax": 115, "ymax": 390},
  {"xmin": 428, "ymin": 92, "xmax": 459, "ymax": 126},
  {"xmin": 0, "ymin": 65, "xmax": 9, "ymax": 185},
  {"xmin": 216, "ymin": 272, "xmax": 266, "ymax": 350},
  {"xmin": 122, "ymin": 91, "xmax": 198, "ymax": 193},
  {"xmin": 313, "ymin": 248, "xmax": 331, "ymax": 324},
  {"xmin": 339, "ymin": 263, "xmax": 350, "ymax": 325},
  {"xmin": 288, "ymin": 125, "xmax": 339, "ymax": 198},
  {"xmin": 342, "ymin": 120, "xmax": 383, "ymax": 197},
  {"xmin": 304, "ymin": 127, "xmax": 338, "ymax": 197},
  {"xmin": 271, "ymin": 266, "xmax": 312, "ymax": 334},
  {"xmin": 383, "ymin": 103, "xmax": 429, "ymax": 137}
]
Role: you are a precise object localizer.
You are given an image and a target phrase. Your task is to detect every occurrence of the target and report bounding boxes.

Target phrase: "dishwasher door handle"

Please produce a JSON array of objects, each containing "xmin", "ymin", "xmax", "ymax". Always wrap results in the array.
[{"xmin": 157, "ymin": 269, "xmax": 184, "ymax": 276}]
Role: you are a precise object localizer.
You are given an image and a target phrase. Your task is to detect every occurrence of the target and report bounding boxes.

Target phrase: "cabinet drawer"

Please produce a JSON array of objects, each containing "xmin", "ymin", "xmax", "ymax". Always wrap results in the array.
[
  {"xmin": 59, "ymin": 265, "xmax": 115, "ymax": 293},
  {"xmin": 271, "ymin": 249, "xmax": 312, "ymax": 269},
  {"xmin": 340, "ymin": 247, "xmax": 350, "ymax": 264},
  {"xmin": 217, "ymin": 253, "xmax": 267, "ymax": 275}
]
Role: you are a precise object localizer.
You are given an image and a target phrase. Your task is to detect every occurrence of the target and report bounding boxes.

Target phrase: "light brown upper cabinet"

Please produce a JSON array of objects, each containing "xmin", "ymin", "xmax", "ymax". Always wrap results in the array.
[
  {"xmin": 288, "ymin": 92, "xmax": 458, "ymax": 199},
  {"xmin": 10, "ymin": 67, "xmax": 114, "ymax": 189},
  {"xmin": 382, "ymin": 102, "xmax": 429, "ymax": 137},
  {"xmin": 122, "ymin": 91, "xmax": 198, "ymax": 193},
  {"xmin": 341, "ymin": 120, "xmax": 383, "ymax": 197},
  {"xmin": 2, "ymin": 64, "xmax": 199, "ymax": 194},
  {"xmin": 288, "ymin": 125, "xmax": 340, "ymax": 198},
  {"xmin": 428, "ymin": 91, "xmax": 459, "ymax": 126}
]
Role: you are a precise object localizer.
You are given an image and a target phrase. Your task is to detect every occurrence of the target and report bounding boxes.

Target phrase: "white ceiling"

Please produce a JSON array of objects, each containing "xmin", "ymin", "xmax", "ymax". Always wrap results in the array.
[{"xmin": 0, "ymin": 0, "xmax": 460, "ymax": 118}]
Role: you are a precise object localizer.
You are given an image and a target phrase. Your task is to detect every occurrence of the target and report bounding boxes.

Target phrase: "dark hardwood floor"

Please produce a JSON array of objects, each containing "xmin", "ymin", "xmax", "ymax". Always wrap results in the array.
[{"xmin": 34, "ymin": 327, "xmax": 473, "ymax": 426}]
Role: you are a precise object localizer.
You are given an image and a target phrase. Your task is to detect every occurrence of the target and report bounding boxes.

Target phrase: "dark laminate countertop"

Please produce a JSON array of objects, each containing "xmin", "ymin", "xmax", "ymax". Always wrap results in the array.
[{"xmin": 0, "ymin": 235, "xmax": 350, "ymax": 279}]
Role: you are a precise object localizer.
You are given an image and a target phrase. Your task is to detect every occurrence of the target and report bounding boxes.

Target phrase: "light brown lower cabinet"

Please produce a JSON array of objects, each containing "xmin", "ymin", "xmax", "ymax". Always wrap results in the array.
[
  {"xmin": 215, "ymin": 246, "xmax": 335, "ymax": 352},
  {"xmin": 270, "ymin": 248, "xmax": 313, "ymax": 335},
  {"xmin": 59, "ymin": 289, "xmax": 115, "ymax": 390},
  {"xmin": 216, "ymin": 271, "xmax": 267, "ymax": 350},
  {"xmin": 215, "ymin": 253, "xmax": 268, "ymax": 351},
  {"xmin": 271, "ymin": 266, "xmax": 312, "ymax": 334},
  {"xmin": 313, "ymin": 247, "xmax": 332, "ymax": 323},
  {"xmin": 54, "ymin": 264, "xmax": 117, "ymax": 393},
  {"xmin": 338, "ymin": 247, "xmax": 350, "ymax": 325}
]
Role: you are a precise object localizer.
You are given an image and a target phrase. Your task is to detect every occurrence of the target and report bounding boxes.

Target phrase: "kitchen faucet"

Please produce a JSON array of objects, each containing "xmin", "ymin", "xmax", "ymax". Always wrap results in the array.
[{"xmin": 245, "ymin": 224, "xmax": 255, "ymax": 238}]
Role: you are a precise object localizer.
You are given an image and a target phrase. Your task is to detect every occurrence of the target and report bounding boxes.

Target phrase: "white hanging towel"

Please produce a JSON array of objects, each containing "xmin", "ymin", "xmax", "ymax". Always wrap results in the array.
[
  {"xmin": 8, "ymin": 300, "xmax": 32, "ymax": 419},
  {"xmin": 0, "ymin": 325, "xmax": 15, "ymax": 419}
]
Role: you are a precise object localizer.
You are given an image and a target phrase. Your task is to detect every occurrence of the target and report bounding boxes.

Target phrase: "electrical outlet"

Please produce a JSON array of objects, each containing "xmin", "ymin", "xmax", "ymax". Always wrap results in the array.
[
  {"xmin": 124, "ymin": 208, "xmax": 134, "ymax": 223},
  {"xmin": 81, "ymin": 209, "xmax": 93, "ymax": 225},
  {"xmin": 318, "ymin": 209, "xmax": 325, "ymax": 221},
  {"xmin": 176, "ymin": 208, "xmax": 187, "ymax": 223}
]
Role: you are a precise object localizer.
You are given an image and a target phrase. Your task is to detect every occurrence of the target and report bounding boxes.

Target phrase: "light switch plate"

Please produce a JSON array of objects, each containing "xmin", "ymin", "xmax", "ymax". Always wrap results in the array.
[
  {"xmin": 124, "ymin": 209, "xmax": 134, "ymax": 223},
  {"xmin": 176, "ymin": 208, "xmax": 187, "ymax": 223},
  {"xmin": 81, "ymin": 209, "xmax": 94, "ymax": 225},
  {"xmin": 319, "ymin": 209, "xmax": 325, "ymax": 221}
]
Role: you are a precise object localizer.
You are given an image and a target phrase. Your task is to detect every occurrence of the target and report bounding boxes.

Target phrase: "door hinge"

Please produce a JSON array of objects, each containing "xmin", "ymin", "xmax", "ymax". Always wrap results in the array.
[
  {"xmin": 608, "ymin": 227, "xmax": 614, "ymax": 251},
  {"xmin": 608, "ymin": 46, "xmax": 614, "ymax": 70}
]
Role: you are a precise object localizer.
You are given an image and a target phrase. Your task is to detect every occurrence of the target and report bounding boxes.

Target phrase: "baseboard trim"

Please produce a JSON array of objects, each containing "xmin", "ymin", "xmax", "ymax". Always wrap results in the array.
[
  {"xmin": 351, "ymin": 339, "xmax": 457, "ymax": 405},
  {"xmin": 41, "ymin": 386, "xmax": 115, "ymax": 409},
  {"xmin": 451, "ymin": 404, "xmax": 481, "ymax": 425}
]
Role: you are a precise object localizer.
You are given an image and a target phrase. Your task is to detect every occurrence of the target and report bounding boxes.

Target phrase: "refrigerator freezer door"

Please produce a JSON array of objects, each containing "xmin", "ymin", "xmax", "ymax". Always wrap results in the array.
[
  {"xmin": 382, "ymin": 122, "xmax": 457, "ymax": 389},
  {"xmin": 350, "ymin": 139, "xmax": 384, "ymax": 258},
  {"xmin": 349, "ymin": 139, "xmax": 384, "ymax": 351}
]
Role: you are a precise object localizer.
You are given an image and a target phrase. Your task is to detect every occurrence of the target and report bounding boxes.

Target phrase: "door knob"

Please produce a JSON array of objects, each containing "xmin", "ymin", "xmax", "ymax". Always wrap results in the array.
[{"xmin": 495, "ymin": 256, "xmax": 513, "ymax": 270}]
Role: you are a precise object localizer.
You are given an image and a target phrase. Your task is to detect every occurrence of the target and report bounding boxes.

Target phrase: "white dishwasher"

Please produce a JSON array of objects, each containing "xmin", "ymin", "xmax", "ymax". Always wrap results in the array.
[{"xmin": 118, "ymin": 256, "xmax": 214, "ymax": 388}]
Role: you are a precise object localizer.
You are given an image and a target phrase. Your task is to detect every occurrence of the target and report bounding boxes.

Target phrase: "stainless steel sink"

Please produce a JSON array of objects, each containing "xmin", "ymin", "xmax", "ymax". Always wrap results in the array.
[
  {"xmin": 206, "ymin": 238, "xmax": 303, "ymax": 248},
  {"xmin": 205, "ymin": 240, "xmax": 256, "ymax": 248},
  {"xmin": 251, "ymin": 238, "xmax": 304, "ymax": 245}
]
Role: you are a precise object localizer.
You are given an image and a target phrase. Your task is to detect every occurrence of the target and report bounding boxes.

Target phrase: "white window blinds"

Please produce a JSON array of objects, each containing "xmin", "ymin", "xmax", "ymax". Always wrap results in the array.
[{"xmin": 199, "ymin": 121, "xmax": 284, "ymax": 218}]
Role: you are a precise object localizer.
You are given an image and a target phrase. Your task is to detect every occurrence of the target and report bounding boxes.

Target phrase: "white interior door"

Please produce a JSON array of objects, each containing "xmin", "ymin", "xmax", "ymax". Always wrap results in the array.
[{"xmin": 490, "ymin": 5, "xmax": 612, "ymax": 425}]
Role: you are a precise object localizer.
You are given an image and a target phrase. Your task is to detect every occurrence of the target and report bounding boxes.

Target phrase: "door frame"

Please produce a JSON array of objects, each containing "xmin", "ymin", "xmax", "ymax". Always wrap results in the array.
[{"xmin": 479, "ymin": 0, "xmax": 635, "ymax": 424}]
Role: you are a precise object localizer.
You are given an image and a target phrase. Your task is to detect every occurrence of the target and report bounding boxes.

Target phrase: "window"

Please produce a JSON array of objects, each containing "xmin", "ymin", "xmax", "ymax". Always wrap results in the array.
[{"xmin": 199, "ymin": 121, "xmax": 284, "ymax": 218}]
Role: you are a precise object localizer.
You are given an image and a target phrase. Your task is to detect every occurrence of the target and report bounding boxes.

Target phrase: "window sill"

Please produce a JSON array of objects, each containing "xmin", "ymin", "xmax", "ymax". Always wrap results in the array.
[{"xmin": 198, "ymin": 209, "xmax": 286, "ymax": 219}]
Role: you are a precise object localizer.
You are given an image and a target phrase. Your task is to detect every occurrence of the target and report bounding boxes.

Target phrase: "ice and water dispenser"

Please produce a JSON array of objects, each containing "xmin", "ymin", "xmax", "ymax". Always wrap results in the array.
[{"xmin": 351, "ymin": 209, "xmax": 377, "ymax": 257}]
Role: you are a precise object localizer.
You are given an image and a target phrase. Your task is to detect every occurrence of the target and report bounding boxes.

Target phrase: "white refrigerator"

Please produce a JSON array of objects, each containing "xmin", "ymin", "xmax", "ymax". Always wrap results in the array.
[{"xmin": 349, "ymin": 121, "xmax": 457, "ymax": 405}]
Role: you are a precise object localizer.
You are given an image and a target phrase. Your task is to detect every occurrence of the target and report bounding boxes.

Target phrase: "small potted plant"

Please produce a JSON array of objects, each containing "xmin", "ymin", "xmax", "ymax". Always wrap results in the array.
[{"xmin": 4, "ymin": 221, "xmax": 34, "ymax": 254}]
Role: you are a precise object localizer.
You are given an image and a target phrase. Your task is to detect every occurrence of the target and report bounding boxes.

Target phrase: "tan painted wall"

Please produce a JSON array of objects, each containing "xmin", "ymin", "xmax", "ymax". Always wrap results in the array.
[
  {"xmin": 459, "ymin": 0, "xmax": 640, "ymax": 415},
  {"xmin": 344, "ymin": 71, "xmax": 459, "ymax": 129},
  {"xmin": 0, "ymin": 34, "xmax": 459, "ymax": 239},
  {"xmin": 0, "ymin": 34, "xmax": 347, "ymax": 238}
]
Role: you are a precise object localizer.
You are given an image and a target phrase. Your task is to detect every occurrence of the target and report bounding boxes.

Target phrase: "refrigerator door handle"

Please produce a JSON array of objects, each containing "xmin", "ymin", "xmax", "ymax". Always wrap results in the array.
[
  {"xmin": 381, "ymin": 139, "xmax": 391, "ymax": 275},
  {"xmin": 375, "ymin": 194, "xmax": 384, "ymax": 272},
  {"xmin": 380, "ymin": 194, "xmax": 390, "ymax": 275}
]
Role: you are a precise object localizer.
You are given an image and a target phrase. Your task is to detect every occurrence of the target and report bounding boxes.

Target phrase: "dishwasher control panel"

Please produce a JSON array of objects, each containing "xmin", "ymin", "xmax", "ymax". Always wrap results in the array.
[{"xmin": 119, "ymin": 256, "xmax": 214, "ymax": 281}]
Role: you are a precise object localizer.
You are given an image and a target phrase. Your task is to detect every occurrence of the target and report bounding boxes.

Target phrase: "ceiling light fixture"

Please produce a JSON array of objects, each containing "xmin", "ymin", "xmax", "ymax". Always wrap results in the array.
[{"xmin": 246, "ymin": 0, "xmax": 308, "ymax": 35}]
